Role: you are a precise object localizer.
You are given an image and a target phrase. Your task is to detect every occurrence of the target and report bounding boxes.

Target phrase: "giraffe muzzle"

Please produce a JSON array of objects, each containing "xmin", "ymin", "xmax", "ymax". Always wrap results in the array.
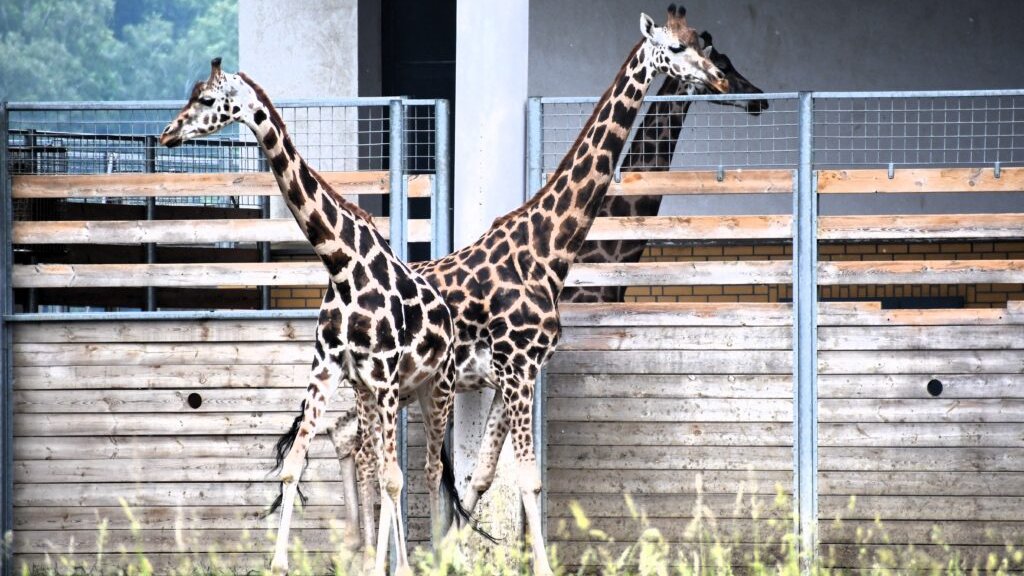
[{"xmin": 159, "ymin": 132, "xmax": 183, "ymax": 148}]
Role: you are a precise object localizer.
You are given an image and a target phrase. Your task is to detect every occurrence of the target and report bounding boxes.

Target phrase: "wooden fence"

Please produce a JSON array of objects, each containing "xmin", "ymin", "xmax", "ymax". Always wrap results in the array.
[{"xmin": 6, "ymin": 164, "xmax": 1024, "ymax": 571}]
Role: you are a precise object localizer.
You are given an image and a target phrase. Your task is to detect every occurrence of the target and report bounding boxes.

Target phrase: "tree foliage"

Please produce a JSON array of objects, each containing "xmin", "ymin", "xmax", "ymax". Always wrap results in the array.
[{"xmin": 0, "ymin": 0, "xmax": 237, "ymax": 101}]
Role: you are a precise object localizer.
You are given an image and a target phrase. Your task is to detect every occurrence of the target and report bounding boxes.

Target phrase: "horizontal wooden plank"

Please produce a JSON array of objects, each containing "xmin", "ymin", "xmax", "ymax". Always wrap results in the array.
[
  {"xmin": 14, "ymin": 364, "xmax": 311, "ymax": 390},
  {"xmin": 13, "ymin": 481, "xmax": 347, "ymax": 507},
  {"xmin": 10, "ymin": 553, "xmax": 316, "ymax": 574},
  {"xmin": 817, "ymin": 494, "xmax": 1024, "ymax": 521},
  {"xmin": 12, "ymin": 217, "xmax": 432, "ymax": 244},
  {"xmin": 819, "ymin": 447, "xmax": 1024, "ymax": 472},
  {"xmin": 12, "ymin": 527, "xmax": 344, "ymax": 554},
  {"xmin": 819, "ymin": 350, "xmax": 1024, "ymax": 374},
  {"xmin": 13, "ymin": 342, "xmax": 310, "ymax": 367},
  {"xmin": 557, "ymin": 325, "xmax": 791, "ymax": 351},
  {"xmin": 547, "ymin": 349, "xmax": 791, "ymax": 374},
  {"xmin": 586, "ymin": 214, "xmax": 791, "ymax": 241},
  {"xmin": 14, "ymin": 413, "xmax": 319, "ymax": 436},
  {"xmin": 546, "ymin": 374, "xmax": 793, "ymax": 399},
  {"xmin": 819, "ymin": 374, "xmax": 1024, "ymax": 399},
  {"xmin": 14, "ymin": 388, "xmax": 317, "ymax": 413},
  {"xmin": 547, "ymin": 398, "xmax": 792, "ymax": 422},
  {"xmin": 549, "ymin": 493, "xmax": 787, "ymax": 519},
  {"xmin": 563, "ymin": 260, "xmax": 1024, "ymax": 287},
  {"xmin": 564, "ymin": 260, "xmax": 791, "ymax": 287},
  {"xmin": 12, "ymin": 319, "xmax": 317, "ymax": 345},
  {"xmin": 818, "ymin": 301, "xmax": 1024, "ymax": 326},
  {"xmin": 14, "ymin": 435, "xmax": 338, "ymax": 460},
  {"xmin": 582, "ymin": 213, "xmax": 1024, "ymax": 243},
  {"xmin": 819, "ymin": 325, "xmax": 1024, "ymax": 351},
  {"xmin": 605, "ymin": 169, "xmax": 794, "ymax": 195},
  {"xmin": 548, "ymin": 469, "xmax": 790, "ymax": 495},
  {"xmin": 548, "ymin": 422, "xmax": 793, "ymax": 447},
  {"xmin": 13, "ymin": 505, "xmax": 347, "ymax": 531},
  {"xmin": 820, "ymin": 422, "xmax": 1024, "ymax": 448},
  {"xmin": 817, "ymin": 167, "xmax": 1024, "ymax": 194},
  {"xmin": 559, "ymin": 302, "xmax": 794, "ymax": 327},
  {"xmin": 12, "ymin": 262, "xmax": 329, "ymax": 288},
  {"xmin": 548, "ymin": 445, "xmax": 793, "ymax": 471},
  {"xmin": 819, "ymin": 399, "xmax": 1024, "ymax": 423},
  {"xmin": 820, "ymin": 470, "xmax": 1024, "ymax": 497},
  {"xmin": 820, "ymin": 213, "xmax": 1024, "ymax": 241},
  {"xmin": 11, "ymin": 171, "xmax": 432, "ymax": 198},
  {"xmin": 14, "ymin": 458, "xmax": 347, "ymax": 484},
  {"xmin": 820, "ymin": 519, "xmax": 1024, "ymax": 546}
]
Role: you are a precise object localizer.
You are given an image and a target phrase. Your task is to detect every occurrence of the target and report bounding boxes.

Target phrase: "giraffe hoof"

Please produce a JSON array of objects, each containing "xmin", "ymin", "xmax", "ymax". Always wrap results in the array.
[
  {"xmin": 395, "ymin": 566, "xmax": 414, "ymax": 576},
  {"xmin": 270, "ymin": 557, "xmax": 289, "ymax": 575}
]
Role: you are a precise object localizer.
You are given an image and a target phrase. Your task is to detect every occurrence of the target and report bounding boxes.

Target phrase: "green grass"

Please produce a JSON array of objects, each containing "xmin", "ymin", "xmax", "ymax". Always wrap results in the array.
[{"xmin": 8, "ymin": 488, "xmax": 1024, "ymax": 576}]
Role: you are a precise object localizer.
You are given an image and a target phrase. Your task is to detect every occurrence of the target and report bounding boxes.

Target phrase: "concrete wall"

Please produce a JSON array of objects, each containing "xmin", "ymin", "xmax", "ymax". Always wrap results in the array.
[{"xmin": 529, "ymin": 0, "xmax": 1024, "ymax": 95}]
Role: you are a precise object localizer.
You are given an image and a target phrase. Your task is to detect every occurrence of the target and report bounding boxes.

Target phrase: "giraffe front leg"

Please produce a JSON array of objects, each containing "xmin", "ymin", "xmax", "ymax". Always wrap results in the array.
[
  {"xmin": 373, "ymin": 385, "xmax": 411, "ymax": 576},
  {"xmin": 354, "ymin": 389, "xmax": 381, "ymax": 565},
  {"xmin": 458, "ymin": 391, "xmax": 510, "ymax": 518},
  {"xmin": 270, "ymin": 358, "xmax": 345, "ymax": 575}
]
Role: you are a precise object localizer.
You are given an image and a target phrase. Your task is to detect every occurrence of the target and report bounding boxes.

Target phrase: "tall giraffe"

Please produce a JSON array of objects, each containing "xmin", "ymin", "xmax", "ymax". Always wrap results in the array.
[
  {"xmin": 564, "ymin": 29, "xmax": 769, "ymax": 303},
  {"xmin": 334, "ymin": 6, "xmax": 729, "ymax": 575},
  {"xmin": 159, "ymin": 60, "xmax": 458, "ymax": 576}
]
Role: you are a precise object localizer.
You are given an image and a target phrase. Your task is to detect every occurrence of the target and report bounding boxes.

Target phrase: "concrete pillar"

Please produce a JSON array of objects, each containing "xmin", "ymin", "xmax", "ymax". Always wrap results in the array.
[
  {"xmin": 453, "ymin": 0, "xmax": 530, "ymax": 546},
  {"xmin": 238, "ymin": 0, "xmax": 360, "ymax": 218}
]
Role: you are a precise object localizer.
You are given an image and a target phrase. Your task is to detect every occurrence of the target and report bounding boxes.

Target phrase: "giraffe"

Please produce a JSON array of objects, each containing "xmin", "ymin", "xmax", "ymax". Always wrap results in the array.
[
  {"xmin": 331, "ymin": 6, "xmax": 730, "ymax": 575},
  {"xmin": 159, "ymin": 59, "xmax": 459, "ymax": 576},
  {"xmin": 564, "ymin": 29, "xmax": 769, "ymax": 303}
]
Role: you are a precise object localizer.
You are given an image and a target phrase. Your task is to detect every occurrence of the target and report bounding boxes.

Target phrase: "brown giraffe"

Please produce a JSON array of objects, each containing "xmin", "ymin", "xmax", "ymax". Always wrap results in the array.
[
  {"xmin": 332, "ymin": 6, "xmax": 729, "ymax": 575},
  {"xmin": 159, "ymin": 60, "xmax": 458, "ymax": 576},
  {"xmin": 564, "ymin": 29, "xmax": 769, "ymax": 303}
]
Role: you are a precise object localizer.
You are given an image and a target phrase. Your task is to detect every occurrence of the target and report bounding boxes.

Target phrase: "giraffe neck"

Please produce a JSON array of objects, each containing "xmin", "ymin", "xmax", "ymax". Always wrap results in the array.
[
  {"xmin": 521, "ymin": 41, "xmax": 658, "ymax": 289},
  {"xmin": 243, "ymin": 89, "xmax": 373, "ymax": 280}
]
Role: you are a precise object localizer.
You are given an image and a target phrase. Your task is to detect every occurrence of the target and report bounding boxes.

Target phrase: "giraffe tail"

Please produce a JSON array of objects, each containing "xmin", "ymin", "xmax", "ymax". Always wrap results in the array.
[
  {"xmin": 262, "ymin": 400, "xmax": 309, "ymax": 518},
  {"xmin": 440, "ymin": 444, "xmax": 500, "ymax": 543}
]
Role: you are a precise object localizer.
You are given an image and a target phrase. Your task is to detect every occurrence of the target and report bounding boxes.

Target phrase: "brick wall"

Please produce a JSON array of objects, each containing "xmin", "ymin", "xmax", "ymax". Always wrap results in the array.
[{"xmin": 624, "ymin": 241, "xmax": 1024, "ymax": 307}]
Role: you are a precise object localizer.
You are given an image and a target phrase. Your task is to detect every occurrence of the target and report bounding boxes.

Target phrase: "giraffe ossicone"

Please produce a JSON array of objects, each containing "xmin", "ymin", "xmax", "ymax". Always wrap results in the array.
[{"xmin": 161, "ymin": 60, "xmax": 460, "ymax": 576}]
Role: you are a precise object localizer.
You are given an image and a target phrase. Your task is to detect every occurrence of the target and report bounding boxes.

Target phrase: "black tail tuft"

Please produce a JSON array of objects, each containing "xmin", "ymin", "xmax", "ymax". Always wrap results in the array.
[
  {"xmin": 441, "ymin": 445, "xmax": 500, "ymax": 544},
  {"xmin": 263, "ymin": 400, "xmax": 310, "ymax": 518}
]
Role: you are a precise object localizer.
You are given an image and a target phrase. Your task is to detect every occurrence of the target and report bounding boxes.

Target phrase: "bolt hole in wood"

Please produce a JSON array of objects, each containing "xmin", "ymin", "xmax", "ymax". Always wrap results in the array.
[
  {"xmin": 927, "ymin": 379, "xmax": 943, "ymax": 397},
  {"xmin": 187, "ymin": 392, "xmax": 203, "ymax": 409}
]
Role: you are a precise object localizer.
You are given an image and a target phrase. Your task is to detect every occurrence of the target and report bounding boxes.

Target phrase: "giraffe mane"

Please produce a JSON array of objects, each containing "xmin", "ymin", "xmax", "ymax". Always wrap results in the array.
[
  {"xmin": 238, "ymin": 72, "xmax": 374, "ymax": 224},
  {"xmin": 492, "ymin": 41, "xmax": 644, "ymax": 227}
]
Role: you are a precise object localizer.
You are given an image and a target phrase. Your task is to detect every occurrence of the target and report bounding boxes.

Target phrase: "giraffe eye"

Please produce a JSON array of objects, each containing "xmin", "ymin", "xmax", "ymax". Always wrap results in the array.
[
  {"xmin": 198, "ymin": 97, "xmax": 216, "ymax": 107},
  {"xmin": 669, "ymin": 45, "xmax": 685, "ymax": 54}
]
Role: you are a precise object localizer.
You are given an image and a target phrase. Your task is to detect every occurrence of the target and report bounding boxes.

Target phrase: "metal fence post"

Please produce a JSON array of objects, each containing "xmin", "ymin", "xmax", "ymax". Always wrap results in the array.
[
  {"xmin": 144, "ymin": 135, "xmax": 157, "ymax": 311},
  {"xmin": 525, "ymin": 96, "xmax": 548, "ymax": 533},
  {"xmin": 0, "ymin": 102, "xmax": 14, "ymax": 576},
  {"xmin": 388, "ymin": 99, "xmax": 408, "ymax": 567},
  {"xmin": 793, "ymin": 91, "xmax": 819, "ymax": 571},
  {"xmin": 432, "ymin": 99, "xmax": 454, "ymax": 534}
]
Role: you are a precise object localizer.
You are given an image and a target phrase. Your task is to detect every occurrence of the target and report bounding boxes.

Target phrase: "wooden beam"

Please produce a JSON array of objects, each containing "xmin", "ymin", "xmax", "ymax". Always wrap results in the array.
[
  {"xmin": 587, "ymin": 214, "xmax": 791, "ymax": 241},
  {"xmin": 817, "ymin": 167, "xmax": 1024, "ymax": 194},
  {"xmin": 12, "ymin": 262, "xmax": 328, "ymax": 288},
  {"xmin": 819, "ymin": 258, "xmax": 1024, "ymax": 285},
  {"xmin": 11, "ymin": 171, "xmax": 432, "ymax": 198},
  {"xmin": 13, "ymin": 217, "xmax": 432, "ymax": 244},
  {"xmin": 605, "ymin": 169, "xmax": 794, "ymax": 195},
  {"xmin": 564, "ymin": 261, "xmax": 791, "ymax": 287}
]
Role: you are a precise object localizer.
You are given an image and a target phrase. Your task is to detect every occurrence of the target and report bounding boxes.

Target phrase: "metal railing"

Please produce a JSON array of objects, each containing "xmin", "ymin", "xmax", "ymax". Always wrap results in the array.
[
  {"xmin": 527, "ymin": 88, "xmax": 1024, "ymax": 567},
  {"xmin": 0, "ymin": 97, "xmax": 451, "ymax": 573}
]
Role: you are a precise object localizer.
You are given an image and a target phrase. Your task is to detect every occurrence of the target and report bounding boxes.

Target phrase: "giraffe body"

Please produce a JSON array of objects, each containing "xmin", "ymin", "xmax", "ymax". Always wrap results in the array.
[
  {"xmin": 160, "ymin": 61, "xmax": 457, "ymax": 575},
  {"xmin": 564, "ymin": 30, "xmax": 769, "ymax": 303},
  {"xmin": 334, "ymin": 7, "xmax": 730, "ymax": 575}
]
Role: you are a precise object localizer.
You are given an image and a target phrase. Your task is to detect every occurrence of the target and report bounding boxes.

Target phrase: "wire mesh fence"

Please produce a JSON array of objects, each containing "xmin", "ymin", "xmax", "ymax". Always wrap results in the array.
[{"xmin": 539, "ymin": 90, "xmax": 1024, "ymax": 172}]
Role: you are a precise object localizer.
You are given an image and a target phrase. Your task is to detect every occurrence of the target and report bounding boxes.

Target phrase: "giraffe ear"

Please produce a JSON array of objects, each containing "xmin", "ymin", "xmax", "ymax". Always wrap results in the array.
[{"xmin": 640, "ymin": 13, "xmax": 656, "ymax": 40}]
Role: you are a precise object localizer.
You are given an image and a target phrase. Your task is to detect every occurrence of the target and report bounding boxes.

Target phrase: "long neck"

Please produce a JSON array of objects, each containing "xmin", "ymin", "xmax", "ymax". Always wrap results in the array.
[
  {"xmin": 246, "ymin": 97, "xmax": 371, "ymax": 278},
  {"xmin": 524, "ymin": 41, "xmax": 658, "ymax": 287}
]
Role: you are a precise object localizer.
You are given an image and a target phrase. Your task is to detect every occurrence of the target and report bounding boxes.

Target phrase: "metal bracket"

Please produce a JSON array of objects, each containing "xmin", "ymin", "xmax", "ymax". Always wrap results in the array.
[
  {"xmin": 887, "ymin": 163, "xmax": 895, "ymax": 180},
  {"xmin": 716, "ymin": 165, "xmax": 726, "ymax": 182},
  {"xmin": 994, "ymin": 161, "xmax": 1001, "ymax": 179},
  {"xmin": 614, "ymin": 167, "xmax": 621, "ymax": 183}
]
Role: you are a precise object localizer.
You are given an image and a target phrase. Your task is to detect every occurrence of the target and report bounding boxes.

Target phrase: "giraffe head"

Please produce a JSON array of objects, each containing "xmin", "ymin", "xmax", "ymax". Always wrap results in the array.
[
  {"xmin": 160, "ymin": 57, "xmax": 257, "ymax": 147},
  {"xmin": 696, "ymin": 31, "xmax": 768, "ymax": 114},
  {"xmin": 640, "ymin": 5, "xmax": 729, "ymax": 94}
]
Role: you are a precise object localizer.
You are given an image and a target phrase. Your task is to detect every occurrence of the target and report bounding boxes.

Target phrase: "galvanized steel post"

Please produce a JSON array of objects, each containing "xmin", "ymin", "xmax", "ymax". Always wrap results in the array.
[
  {"xmin": 526, "ymin": 96, "xmax": 548, "ymax": 532},
  {"xmin": 388, "ymin": 99, "xmax": 409, "ymax": 564},
  {"xmin": 0, "ymin": 102, "xmax": 13, "ymax": 576},
  {"xmin": 793, "ymin": 91, "xmax": 819, "ymax": 570},
  {"xmin": 144, "ymin": 135, "xmax": 158, "ymax": 311},
  {"xmin": 433, "ymin": 99, "xmax": 451, "ymax": 259}
]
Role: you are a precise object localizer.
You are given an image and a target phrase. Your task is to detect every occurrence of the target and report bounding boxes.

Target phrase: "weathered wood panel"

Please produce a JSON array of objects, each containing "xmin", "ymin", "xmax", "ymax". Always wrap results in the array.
[
  {"xmin": 11, "ymin": 171, "xmax": 432, "ymax": 198},
  {"xmin": 12, "ymin": 216, "xmax": 432, "ymax": 244},
  {"xmin": 816, "ymin": 166, "xmax": 1024, "ymax": 194}
]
